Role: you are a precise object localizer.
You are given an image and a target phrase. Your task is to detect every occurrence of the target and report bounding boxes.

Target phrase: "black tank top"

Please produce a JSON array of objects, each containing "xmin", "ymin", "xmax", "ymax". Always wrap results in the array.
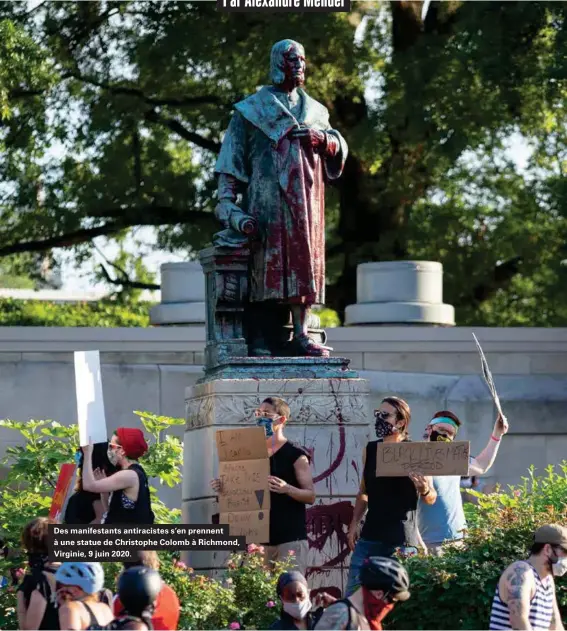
[
  {"xmin": 17, "ymin": 565, "xmax": 60, "ymax": 631},
  {"xmin": 360, "ymin": 440, "xmax": 419, "ymax": 547},
  {"xmin": 104, "ymin": 464, "xmax": 155, "ymax": 525},
  {"xmin": 266, "ymin": 442, "xmax": 309, "ymax": 545}
]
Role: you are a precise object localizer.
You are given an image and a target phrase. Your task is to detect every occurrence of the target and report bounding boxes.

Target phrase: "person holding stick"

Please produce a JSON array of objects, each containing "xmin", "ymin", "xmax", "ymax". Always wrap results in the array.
[{"xmin": 418, "ymin": 410, "xmax": 508, "ymax": 556}]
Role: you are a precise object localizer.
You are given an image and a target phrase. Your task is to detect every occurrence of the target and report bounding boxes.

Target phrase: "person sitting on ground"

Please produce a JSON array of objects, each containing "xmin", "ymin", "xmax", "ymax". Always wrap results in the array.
[
  {"xmin": 270, "ymin": 571, "xmax": 325, "ymax": 630},
  {"xmin": 16, "ymin": 517, "xmax": 61, "ymax": 631},
  {"xmin": 65, "ymin": 442, "xmax": 119, "ymax": 526},
  {"xmin": 113, "ymin": 551, "xmax": 179, "ymax": 631},
  {"xmin": 55, "ymin": 562, "xmax": 113, "ymax": 630},
  {"xmin": 82, "ymin": 428, "xmax": 155, "ymax": 525},
  {"xmin": 102, "ymin": 566, "xmax": 162, "ymax": 630},
  {"xmin": 314, "ymin": 557, "xmax": 411, "ymax": 630},
  {"xmin": 489, "ymin": 524, "xmax": 567, "ymax": 631}
]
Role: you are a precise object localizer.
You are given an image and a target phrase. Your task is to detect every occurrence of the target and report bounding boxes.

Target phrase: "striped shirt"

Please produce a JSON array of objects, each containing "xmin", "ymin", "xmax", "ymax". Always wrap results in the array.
[{"xmin": 489, "ymin": 562, "xmax": 554, "ymax": 630}]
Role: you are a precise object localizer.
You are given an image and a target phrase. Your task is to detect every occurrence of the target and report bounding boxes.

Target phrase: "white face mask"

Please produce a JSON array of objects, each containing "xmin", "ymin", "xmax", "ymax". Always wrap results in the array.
[
  {"xmin": 283, "ymin": 599, "xmax": 311, "ymax": 620},
  {"xmin": 461, "ymin": 478, "xmax": 473, "ymax": 489},
  {"xmin": 552, "ymin": 557, "xmax": 567, "ymax": 577}
]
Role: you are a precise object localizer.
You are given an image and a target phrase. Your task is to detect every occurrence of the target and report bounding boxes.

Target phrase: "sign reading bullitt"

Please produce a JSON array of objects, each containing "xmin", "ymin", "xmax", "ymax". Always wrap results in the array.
[{"xmin": 376, "ymin": 441, "xmax": 470, "ymax": 477}]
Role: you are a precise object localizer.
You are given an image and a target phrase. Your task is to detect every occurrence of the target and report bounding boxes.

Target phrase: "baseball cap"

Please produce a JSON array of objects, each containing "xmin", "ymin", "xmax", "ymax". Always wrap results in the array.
[{"xmin": 534, "ymin": 524, "xmax": 567, "ymax": 548}]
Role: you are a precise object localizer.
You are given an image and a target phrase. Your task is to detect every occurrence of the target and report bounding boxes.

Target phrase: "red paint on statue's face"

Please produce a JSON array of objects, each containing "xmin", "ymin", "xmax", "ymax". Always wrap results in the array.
[{"xmin": 282, "ymin": 47, "xmax": 306, "ymax": 88}]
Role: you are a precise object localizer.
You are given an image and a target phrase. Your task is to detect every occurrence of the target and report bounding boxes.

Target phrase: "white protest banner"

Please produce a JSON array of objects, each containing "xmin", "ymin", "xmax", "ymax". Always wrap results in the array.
[
  {"xmin": 74, "ymin": 351, "xmax": 108, "ymax": 447},
  {"xmin": 472, "ymin": 333, "xmax": 505, "ymax": 419}
]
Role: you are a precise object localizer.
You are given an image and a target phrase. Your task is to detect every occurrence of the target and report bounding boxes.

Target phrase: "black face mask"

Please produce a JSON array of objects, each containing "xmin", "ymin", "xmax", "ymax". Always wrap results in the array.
[
  {"xmin": 375, "ymin": 418, "xmax": 396, "ymax": 439},
  {"xmin": 429, "ymin": 430, "xmax": 453, "ymax": 443}
]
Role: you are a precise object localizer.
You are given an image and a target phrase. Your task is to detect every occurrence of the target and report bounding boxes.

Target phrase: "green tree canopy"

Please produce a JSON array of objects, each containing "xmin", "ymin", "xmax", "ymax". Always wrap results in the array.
[{"xmin": 0, "ymin": 1, "xmax": 565, "ymax": 324}]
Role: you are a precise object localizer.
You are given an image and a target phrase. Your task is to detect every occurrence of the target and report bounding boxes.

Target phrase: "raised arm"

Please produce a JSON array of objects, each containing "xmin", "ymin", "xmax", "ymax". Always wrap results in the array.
[
  {"xmin": 501, "ymin": 562, "xmax": 535, "ymax": 630},
  {"xmin": 469, "ymin": 413, "xmax": 509, "ymax": 476}
]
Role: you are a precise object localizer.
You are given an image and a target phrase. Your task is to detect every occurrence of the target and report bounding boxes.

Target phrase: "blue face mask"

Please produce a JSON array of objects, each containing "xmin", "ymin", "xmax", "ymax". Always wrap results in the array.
[
  {"xmin": 257, "ymin": 417, "xmax": 274, "ymax": 438},
  {"xmin": 74, "ymin": 451, "xmax": 82, "ymax": 466}
]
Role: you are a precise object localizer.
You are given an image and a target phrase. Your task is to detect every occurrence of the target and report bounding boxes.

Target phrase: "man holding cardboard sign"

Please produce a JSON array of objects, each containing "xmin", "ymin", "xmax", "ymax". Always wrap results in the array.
[
  {"xmin": 418, "ymin": 409, "xmax": 508, "ymax": 556},
  {"xmin": 212, "ymin": 396, "xmax": 315, "ymax": 574}
]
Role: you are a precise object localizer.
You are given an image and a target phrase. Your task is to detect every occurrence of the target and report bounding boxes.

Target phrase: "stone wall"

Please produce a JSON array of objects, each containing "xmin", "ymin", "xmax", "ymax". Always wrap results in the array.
[{"xmin": 1, "ymin": 326, "xmax": 566, "ymax": 509}]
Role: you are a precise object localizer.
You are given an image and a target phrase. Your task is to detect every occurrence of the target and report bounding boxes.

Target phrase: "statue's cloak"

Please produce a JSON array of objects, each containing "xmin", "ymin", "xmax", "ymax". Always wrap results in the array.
[{"xmin": 215, "ymin": 86, "xmax": 347, "ymax": 305}]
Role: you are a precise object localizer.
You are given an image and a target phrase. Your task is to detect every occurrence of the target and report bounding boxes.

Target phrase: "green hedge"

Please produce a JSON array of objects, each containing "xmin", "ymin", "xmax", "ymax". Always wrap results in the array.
[
  {"xmin": 0, "ymin": 298, "xmax": 152, "ymax": 327},
  {"xmin": 0, "ymin": 298, "xmax": 341, "ymax": 328}
]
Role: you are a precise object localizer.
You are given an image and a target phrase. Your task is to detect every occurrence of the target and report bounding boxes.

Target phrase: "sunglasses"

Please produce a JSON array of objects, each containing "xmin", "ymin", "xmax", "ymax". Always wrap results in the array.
[
  {"xmin": 108, "ymin": 443, "xmax": 122, "ymax": 450},
  {"xmin": 254, "ymin": 410, "xmax": 280, "ymax": 419}
]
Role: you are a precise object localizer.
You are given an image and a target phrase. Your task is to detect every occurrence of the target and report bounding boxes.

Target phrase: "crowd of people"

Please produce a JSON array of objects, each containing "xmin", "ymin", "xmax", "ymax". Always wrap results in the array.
[{"xmin": 4, "ymin": 394, "xmax": 565, "ymax": 630}]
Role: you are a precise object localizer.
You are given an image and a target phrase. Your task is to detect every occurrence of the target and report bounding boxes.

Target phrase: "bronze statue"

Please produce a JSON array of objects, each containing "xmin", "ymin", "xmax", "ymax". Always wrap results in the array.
[{"xmin": 214, "ymin": 39, "xmax": 348, "ymax": 358}]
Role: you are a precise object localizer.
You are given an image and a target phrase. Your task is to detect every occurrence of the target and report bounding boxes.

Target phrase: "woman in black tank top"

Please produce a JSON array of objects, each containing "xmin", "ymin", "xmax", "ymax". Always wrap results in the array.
[
  {"xmin": 81, "ymin": 428, "xmax": 155, "ymax": 525},
  {"xmin": 345, "ymin": 397, "xmax": 438, "ymax": 597}
]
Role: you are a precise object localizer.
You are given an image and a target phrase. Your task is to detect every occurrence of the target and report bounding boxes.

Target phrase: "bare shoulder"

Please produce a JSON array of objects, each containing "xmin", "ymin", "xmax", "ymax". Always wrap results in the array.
[{"xmin": 500, "ymin": 561, "xmax": 534, "ymax": 600}]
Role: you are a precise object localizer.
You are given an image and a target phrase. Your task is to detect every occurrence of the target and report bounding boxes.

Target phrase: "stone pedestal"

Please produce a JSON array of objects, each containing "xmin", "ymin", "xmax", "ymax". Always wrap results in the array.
[
  {"xmin": 149, "ymin": 262, "xmax": 205, "ymax": 326},
  {"xmin": 345, "ymin": 261, "xmax": 455, "ymax": 326},
  {"xmin": 182, "ymin": 375, "xmax": 370, "ymax": 597}
]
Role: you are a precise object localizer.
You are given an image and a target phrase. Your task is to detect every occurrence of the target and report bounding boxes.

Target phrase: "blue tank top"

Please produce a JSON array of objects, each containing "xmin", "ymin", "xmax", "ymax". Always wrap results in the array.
[
  {"xmin": 489, "ymin": 563, "xmax": 554, "ymax": 630},
  {"xmin": 417, "ymin": 475, "xmax": 467, "ymax": 544}
]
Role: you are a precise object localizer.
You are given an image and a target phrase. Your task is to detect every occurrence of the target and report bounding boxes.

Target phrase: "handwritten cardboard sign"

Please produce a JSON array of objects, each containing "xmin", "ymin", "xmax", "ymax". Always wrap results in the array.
[
  {"xmin": 216, "ymin": 427, "xmax": 270, "ymax": 543},
  {"xmin": 74, "ymin": 351, "xmax": 108, "ymax": 447},
  {"xmin": 49, "ymin": 464, "xmax": 77, "ymax": 522},
  {"xmin": 376, "ymin": 441, "xmax": 470, "ymax": 477}
]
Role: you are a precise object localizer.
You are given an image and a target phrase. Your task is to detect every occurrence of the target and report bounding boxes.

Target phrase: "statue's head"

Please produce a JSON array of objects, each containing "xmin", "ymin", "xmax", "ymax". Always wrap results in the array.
[{"xmin": 270, "ymin": 40, "xmax": 306, "ymax": 89}]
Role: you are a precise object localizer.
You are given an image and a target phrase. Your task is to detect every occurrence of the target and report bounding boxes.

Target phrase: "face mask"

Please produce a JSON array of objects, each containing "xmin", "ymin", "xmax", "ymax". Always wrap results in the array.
[
  {"xmin": 74, "ymin": 451, "xmax": 82, "ymax": 466},
  {"xmin": 362, "ymin": 589, "xmax": 395, "ymax": 630},
  {"xmin": 553, "ymin": 557, "xmax": 567, "ymax": 577},
  {"xmin": 430, "ymin": 430, "xmax": 453, "ymax": 443},
  {"xmin": 282, "ymin": 599, "xmax": 311, "ymax": 620},
  {"xmin": 107, "ymin": 448, "xmax": 119, "ymax": 466},
  {"xmin": 257, "ymin": 417, "xmax": 275, "ymax": 438},
  {"xmin": 461, "ymin": 478, "xmax": 473, "ymax": 489},
  {"xmin": 375, "ymin": 418, "xmax": 396, "ymax": 440}
]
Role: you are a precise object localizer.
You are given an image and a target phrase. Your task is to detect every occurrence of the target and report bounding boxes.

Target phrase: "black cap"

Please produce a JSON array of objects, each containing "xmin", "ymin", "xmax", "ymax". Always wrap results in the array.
[{"xmin": 117, "ymin": 567, "xmax": 162, "ymax": 615}]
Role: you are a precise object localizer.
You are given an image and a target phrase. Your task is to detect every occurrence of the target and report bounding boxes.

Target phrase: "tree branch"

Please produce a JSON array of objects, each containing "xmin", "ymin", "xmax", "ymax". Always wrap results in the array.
[
  {"xmin": 99, "ymin": 263, "xmax": 160, "ymax": 291},
  {"xmin": 144, "ymin": 108, "xmax": 221, "ymax": 153},
  {"xmin": 62, "ymin": 71, "xmax": 225, "ymax": 108},
  {"xmin": 0, "ymin": 206, "xmax": 215, "ymax": 258}
]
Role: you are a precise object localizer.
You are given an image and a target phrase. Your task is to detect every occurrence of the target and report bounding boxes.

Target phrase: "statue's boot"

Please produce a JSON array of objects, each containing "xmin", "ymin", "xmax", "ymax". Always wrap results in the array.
[{"xmin": 291, "ymin": 333, "xmax": 333, "ymax": 357}]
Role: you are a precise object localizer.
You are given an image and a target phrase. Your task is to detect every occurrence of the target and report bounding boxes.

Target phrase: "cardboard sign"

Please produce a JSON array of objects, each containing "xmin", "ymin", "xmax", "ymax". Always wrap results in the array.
[
  {"xmin": 472, "ymin": 333, "xmax": 506, "ymax": 420},
  {"xmin": 216, "ymin": 427, "xmax": 270, "ymax": 543},
  {"xmin": 376, "ymin": 441, "xmax": 470, "ymax": 477},
  {"xmin": 74, "ymin": 351, "xmax": 108, "ymax": 447},
  {"xmin": 49, "ymin": 464, "xmax": 77, "ymax": 522}
]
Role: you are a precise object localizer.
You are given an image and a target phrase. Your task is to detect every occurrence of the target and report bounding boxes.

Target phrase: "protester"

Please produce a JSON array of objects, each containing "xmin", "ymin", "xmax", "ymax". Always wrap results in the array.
[
  {"xmin": 489, "ymin": 524, "xmax": 567, "ymax": 630},
  {"xmin": 16, "ymin": 517, "xmax": 61, "ymax": 630},
  {"xmin": 345, "ymin": 397, "xmax": 436, "ymax": 596},
  {"xmin": 419, "ymin": 410, "xmax": 509, "ymax": 555},
  {"xmin": 314, "ymin": 557, "xmax": 411, "ymax": 630},
  {"xmin": 65, "ymin": 442, "xmax": 118, "ymax": 525},
  {"xmin": 103, "ymin": 566, "xmax": 162, "ymax": 630},
  {"xmin": 55, "ymin": 562, "xmax": 113, "ymax": 630},
  {"xmin": 82, "ymin": 428, "xmax": 155, "ymax": 524},
  {"xmin": 113, "ymin": 551, "xmax": 179, "ymax": 631},
  {"xmin": 270, "ymin": 571, "xmax": 324, "ymax": 630},
  {"xmin": 211, "ymin": 396, "xmax": 315, "ymax": 573}
]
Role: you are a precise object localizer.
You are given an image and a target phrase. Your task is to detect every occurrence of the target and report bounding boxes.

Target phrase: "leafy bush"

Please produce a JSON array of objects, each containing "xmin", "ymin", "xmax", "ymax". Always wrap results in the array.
[
  {"xmin": 388, "ymin": 464, "xmax": 567, "ymax": 630},
  {"xmin": 0, "ymin": 413, "xmax": 183, "ymax": 550},
  {"xmin": 0, "ymin": 298, "xmax": 152, "ymax": 327}
]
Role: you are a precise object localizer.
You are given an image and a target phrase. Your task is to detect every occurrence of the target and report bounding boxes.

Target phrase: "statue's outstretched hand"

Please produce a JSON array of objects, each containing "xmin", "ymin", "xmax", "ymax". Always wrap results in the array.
[{"xmin": 289, "ymin": 127, "xmax": 326, "ymax": 150}]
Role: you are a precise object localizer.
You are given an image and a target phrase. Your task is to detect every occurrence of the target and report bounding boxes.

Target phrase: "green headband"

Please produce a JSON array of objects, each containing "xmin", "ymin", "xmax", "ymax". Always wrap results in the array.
[{"xmin": 429, "ymin": 417, "xmax": 459, "ymax": 431}]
